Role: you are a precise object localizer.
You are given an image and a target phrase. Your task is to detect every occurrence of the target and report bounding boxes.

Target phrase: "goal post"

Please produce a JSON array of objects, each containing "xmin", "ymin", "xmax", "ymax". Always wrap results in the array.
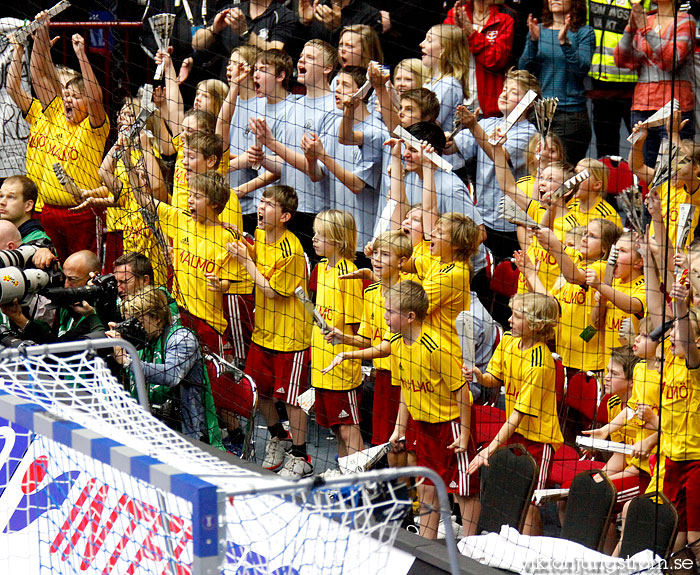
[{"xmin": 0, "ymin": 342, "xmax": 460, "ymax": 575}]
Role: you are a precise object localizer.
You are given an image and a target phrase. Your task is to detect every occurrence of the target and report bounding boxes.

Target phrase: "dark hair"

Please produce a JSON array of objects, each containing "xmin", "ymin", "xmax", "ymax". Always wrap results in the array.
[
  {"xmin": 189, "ymin": 171, "xmax": 230, "ymax": 214},
  {"xmin": 339, "ymin": 66, "xmax": 368, "ymax": 97},
  {"xmin": 262, "ymin": 185, "xmax": 298, "ymax": 218},
  {"xmin": 183, "ymin": 109, "xmax": 217, "ymax": 134},
  {"xmin": 4, "ymin": 175, "xmax": 38, "ymax": 206},
  {"xmin": 406, "ymin": 121, "xmax": 447, "ymax": 153},
  {"xmin": 183, "ymin": 131, "xmax": 224, "ymax": 165},
  {"xmin": 114, "ymin": 251, "xmax": 155, "ymax": 282},
  {"xmin": 258, "ymin": 49, "xmax": 294, "ymax": 91},
  {"xmin": 400, "ymin": 88, "xmax": 440, "ymax": 123},
  {"xmin": 541, "ymin": 0, "xmax": 587, "ymax": 31}
]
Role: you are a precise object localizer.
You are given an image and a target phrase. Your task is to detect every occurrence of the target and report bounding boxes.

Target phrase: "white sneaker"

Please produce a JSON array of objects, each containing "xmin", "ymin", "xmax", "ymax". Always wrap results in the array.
[
  {"xmin": 278, "ymin": 454, "xmax": 314, "ymax": 479},
  {"xmin": 263, "ymin": 437, "xmax": 292, "ymax": 470}
]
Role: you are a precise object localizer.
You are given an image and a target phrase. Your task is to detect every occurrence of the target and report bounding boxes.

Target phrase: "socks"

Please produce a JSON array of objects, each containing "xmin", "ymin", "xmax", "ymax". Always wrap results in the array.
[
  {"xmin": 268, "ymin": 422, "xmax": 287, "ymax": 440},
  {"xmin": 290, "ymin": 443, "xmax": 307, "ymax": 459}
]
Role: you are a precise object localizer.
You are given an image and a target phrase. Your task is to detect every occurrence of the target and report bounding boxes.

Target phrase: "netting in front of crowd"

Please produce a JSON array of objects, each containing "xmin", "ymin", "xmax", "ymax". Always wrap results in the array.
[{"xmin": 0, "ymin": 0, "xmax": 699, "ymax": 572}]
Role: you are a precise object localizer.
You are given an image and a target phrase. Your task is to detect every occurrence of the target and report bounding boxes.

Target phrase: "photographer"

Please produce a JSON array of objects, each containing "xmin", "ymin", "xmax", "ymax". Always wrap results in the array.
[
  {"xmin": 0, "ymin": 221, "xmax": 56, "ymax": 332},
  {"xmin": 2, "ymin": 249, "xmax": 105, "ymax": 343},
  {"xmin": 107, "ymin": 287, "xmax": 223, "ymax": 448}
]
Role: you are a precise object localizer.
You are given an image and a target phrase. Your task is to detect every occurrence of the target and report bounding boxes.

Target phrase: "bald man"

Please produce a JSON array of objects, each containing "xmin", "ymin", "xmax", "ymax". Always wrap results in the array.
[
  {"xmin": 0, "ymin": 220, "xmax": 22, "ymax": 250},
  {"xmin": 1, "ymin": 249, "xmax": 105, "ymax": 343}
]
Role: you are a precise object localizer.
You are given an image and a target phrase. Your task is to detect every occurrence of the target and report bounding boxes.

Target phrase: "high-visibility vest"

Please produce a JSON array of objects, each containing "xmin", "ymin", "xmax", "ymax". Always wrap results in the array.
[{"xmin": 587, "ymin": 0, "xmax": 651, "ymax": 82}]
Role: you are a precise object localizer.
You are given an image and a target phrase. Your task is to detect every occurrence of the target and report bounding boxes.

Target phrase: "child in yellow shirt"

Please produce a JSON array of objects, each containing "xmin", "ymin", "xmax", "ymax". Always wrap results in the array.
[{"xmin": 465, "ymin": 292, "xmax": 563, "ymax": 536}]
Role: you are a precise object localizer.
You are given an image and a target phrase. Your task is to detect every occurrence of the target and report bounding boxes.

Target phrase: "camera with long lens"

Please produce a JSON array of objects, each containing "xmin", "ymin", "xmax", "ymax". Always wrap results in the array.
[
  {"xmin": 0, "ymin": 244, "xmax": 64, "ymax": 306},
  {"xmin": 112, "ymin": 316, "xmax": 148, "ymax": 349},
  {"xmin": 41, "ymin": 274, "xmax": 118, "ymax": 307}
]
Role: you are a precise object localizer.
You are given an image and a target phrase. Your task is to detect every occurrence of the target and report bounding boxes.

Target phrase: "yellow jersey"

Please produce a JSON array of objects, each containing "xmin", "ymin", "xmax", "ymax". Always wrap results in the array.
[
  {"xmin": 311, "ymin": 258, "xmax": 364, "ymax": 391},
  {"xmin": 25, "ymin": 98, "xmax": 62, "ymax": 210},
  {"xmin": 410, "ymin": 239, "xmax": 437, "ymax": 282},
  {"xmin": 623, "ymin": 361, "xmax": 661, "ymax": 474},
  {"xmin": 109, "ymin": 149, "xmax": 168, "ymax": 286},
  {"xmin": 552, "ymin": 258, "xmax": 607, "ymax": 371},
  {"xmin": 357, "ymin": 281, "xmax": 396, "ymax": 373},
  {"xmin": 423, "ymin": 259, "xmax": 471, "ymax": 346},
  {"xmin": 602, "ymin": 274, "xmax": 645, "ymax": 355},
  {"xmin": 660, "ymin": 341, "xmax": 700, "ymax": 461},
  {"xmin": 37, "ymin": 97, "xmax": 109, "ymax": 207},
  {"xmin": 157, "ymin": 202, "xmax": 253, "ymax": 334},
  {"xmin": 251, "ymin": 228, "xmax": 312, "ymax": 352},
  {"xmin": 389, "ymin": 326, "xmax": 468, "ymax": 423},
  {"xmin": 651, "ymin": 183, "xmax": 700, "ymax": 249},
  {"xmin": 518, "ymin": 200, "xmax": 580, "ymax": 293},
  {"xmin": 487, "ymin": 333, "xmax": 563, "ymax": 447},
  {"xmin": 516, "ymin": 175, "xmax": 535, "ymax": 199},
  {"xmin": 566, "ymin": 195, "xmax": 623, "ymax": 229},
  {"xmin": 171, "ymin": 134, "xmax": 241, "ymax": 229}
]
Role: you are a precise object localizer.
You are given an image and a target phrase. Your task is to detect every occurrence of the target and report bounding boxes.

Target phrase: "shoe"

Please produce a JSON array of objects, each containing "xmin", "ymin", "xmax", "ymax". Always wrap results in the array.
[
  {"xmin": 263, "ymin": 436, "xmax": 292, "ymax": 470},
  {"xmin": 278, "ymin": 454, "xmax": 313, "ymax": 479}
]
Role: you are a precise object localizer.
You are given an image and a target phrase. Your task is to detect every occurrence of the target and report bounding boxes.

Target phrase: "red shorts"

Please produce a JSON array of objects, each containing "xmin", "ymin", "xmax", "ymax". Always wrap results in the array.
[
  {"xmin": 102, "ymin": 231, "xmax": 124, "ymax": 274},
  {"xmin": 506, "ymin": 433, "xmax": 555, "ymax": 494},
  {"xmin": 405, "ymin": 416, "xmax": 417, "ymax": 452},
  {"xmin": 663, "ymin": 457, "xmax": 700, "ymax": 532},
  {"xmin": 315, "ymin": 387, "xmax": 362, "ymax": 429},
  {"xmin": 245, "ymin": 342, "xmax": 309, "ymax": 405},
  {"xmin": 38, "ymin": 203, "xmax": 102, "ymax": 263},
  {"xmin": 611, "ymin": 470, "xmax": 651, "ymax": 511},
  {"xmin": 413, "ymin": 417, "xmax": 478, "ymax": 497},
  {"xmin": 371, "ymin": 370, "xmax": 400, "ymax": 445},
  {"xmin": 223, "ymin": 293, "xmax": 254, "ymax": 362},
  {"xmin": 179, "ymin": 308, "xmax": 226, "ymax": 355}
]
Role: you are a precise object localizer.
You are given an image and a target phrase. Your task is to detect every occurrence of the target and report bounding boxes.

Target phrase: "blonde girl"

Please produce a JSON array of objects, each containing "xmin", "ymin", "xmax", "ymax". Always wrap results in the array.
[
  {"xmin": 420, "ymin": 24, "xmax": 471, "ymax": 128},
  {"xmin": 310, "ymin": 210, "xmax": 365, "ymax": 459},
  {"xmin": 193, "ymin": 78, "xmax": 228, "ymax": 116},
  {"xmin": 338, "ymin": 24, "xmax": 383, "ymax": 68},
  {"xmin": 393, "ymin": 58, "xmax": 431, "ymax": 93}
]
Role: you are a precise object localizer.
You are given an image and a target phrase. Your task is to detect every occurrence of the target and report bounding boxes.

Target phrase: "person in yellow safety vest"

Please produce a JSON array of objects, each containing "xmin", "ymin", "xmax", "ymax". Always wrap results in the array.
[{"xmin": 587, "ymin": 0, "xmax": 652, "ymax": 159}]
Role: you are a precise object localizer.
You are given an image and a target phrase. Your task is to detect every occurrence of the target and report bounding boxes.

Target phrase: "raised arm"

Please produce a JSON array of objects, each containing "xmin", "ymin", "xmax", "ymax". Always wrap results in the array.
[
  {"xmin": 533, "ymin": 225, "xmax": 586, "ymax": 285},
  {"xmin": 670, "ymin": 281, "xmax": 700, "ymax": 369},
  {"xmin": 29, "ymin": 13, "xmax": 62, "ymax": 107},
  {"xmin": 158, "ymin": 50, "xmax": 184, "ymax": 137},
  {"xmin": 7, "ymin": 38, "xmax": 31, "ymax": 114},
  {"xmin": 628, "ymin": 122, "xmax": 654, "ymax": 183},
  {"xmin": 420, "ymin": 143, "xmax": 439, "ymax": 238},
  {"xmin": 72, "ymin": 35, "xmax": 106, "ymax": 127},
  {"xmin": 217, "ymin": 59, "xmax": 249, "ymax": 146},
  {"xmin": 493, "ymin": 140, "xmax": 531, "ymax": 213},
  {"xmin": 338, "ymin": 97, "xmax": 364, "ymax": 147},
  {"xmin": 386, "ymin": 139, "xmax": 408, "ymax": 231}
]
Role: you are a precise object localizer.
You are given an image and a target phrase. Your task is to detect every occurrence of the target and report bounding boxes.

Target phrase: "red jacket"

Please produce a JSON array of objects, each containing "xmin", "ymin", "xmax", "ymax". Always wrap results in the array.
[{"xmin": 445, "ymin": 4, "xmax": 515, "ymax": 118}]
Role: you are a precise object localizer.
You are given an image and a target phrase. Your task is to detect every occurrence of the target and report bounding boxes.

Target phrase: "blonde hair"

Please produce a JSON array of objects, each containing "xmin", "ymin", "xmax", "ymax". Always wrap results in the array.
[
  {"xmin": 689, "ymin": 307, "xmax": 700, "ymax": 340},
  {"xmin": 57, "ymin": 65, "xmax": 80, "ymax": 88},
  {"xmin": 577, "ymin": 158, "xmax": 608, "ymax": 193},
  {"xmin": 436, "ymin": 212, "xmax": 482, "ymax": 262},
  {"xmin": 526, "ymin": 132, "xmax": 566, "ymax": 176},
  {"xmin": 394, "ymin": 58, "xmax": 431, "ymax": 89},
  {"xmin": 339, "ymin": 25, "xmax": 383, "ymax": 67},
  {"xmin": 231, "ymin": 45, "xmax": 261, "ymax": 67},
  {"xmin": 121, "ymin": 286, "xmax": 171, "ymax": 329},
  {"xmin": 314, "ymin": 209, "xmax": 357, "ymax": 260},
  {"xmin": 304, "ymin": 39, "xmax": 339, "ymax": 75},
  {"xmin": 591, "ymin": 218, "xmax": 622, "ymax": 260},
  {"xmin": 429, "ymin": 24, "xmax": 470, "ymax": 97},
  {"xmin": 386, "ymin": 280, "xmax": 429, "ymax": 321},
  {"xmin": 510, "ymin": 293, "xmax": 559, "ymax": 342},
  {"xmin": 195, "ymin": 79, "xmax": 228, "ymax": 116},
  {"xmin": 504, "ymin": 67, "xmax": 541, "ymax": 98},
  {"xmin": 373, "ymin": 230, "xmax": 413, "ymax": 260},
  {"xmin": 122, "ymin": 95, "xmax": 162, "ymax": 154},
  {"xmin": 637, "ymin": 315, "xmax": 654, "ymax": 335}
]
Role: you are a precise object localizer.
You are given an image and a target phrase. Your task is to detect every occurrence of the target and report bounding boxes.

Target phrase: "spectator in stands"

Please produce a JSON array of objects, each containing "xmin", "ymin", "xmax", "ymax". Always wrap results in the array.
[
  {"xmin": 7, "ymin": 16, "xmax": 109, "ymax": 262},
  {"xmin": 420, "ymin": 24, "xmax": 472, "ymax": 127},
  {"xmin": 227, "ymin": 185, "xmax": 312, "ymax": 474},
  {"xmin": 387, "ymin": 281, "xmax": 479, "ymax": 538},
  {"xmin": 249, "ymin": 43, "xmax": 337, "ymax": 261},
  {"xmin": 614, "ymin": 0, "xmax": 695, "ymax": 167},
  {"xmin": 192, "ymin": 78, "xmax": 229, "ymax": 116},
  {"xmin": 392, "ymin": 58, "xmax": 431, "ymax": 93},
  {"xmin": 566, "ymin": 158, "xmax": 623, "ymax": 228},
  {"xmin": 465, "ymin": 292, "xmax": 563, "ymax": 535},
  {"xmin": 586, "ymin": 0, "xmax": 649, "ymax": 158},
  {"xmin": 193, "ymin": 0, "xmax": 296, "ymax": 80},
  {"xmin": 109, "ymin": 286, "xmax": 223, "ymax": 447},
  {"xmin": 445, "ymin": 0, "xmax": 516, "ymax": 118},
  {"xmin": 337, "ymin": 24, "xmax": 383, "ymax": 69},
  {"xmin": 518, "ymin": 0, "xmax": 594, "ymax": 164},
  {"xmin": 0, "ymin": 175, "xmax": 53, "ymax": 246}
]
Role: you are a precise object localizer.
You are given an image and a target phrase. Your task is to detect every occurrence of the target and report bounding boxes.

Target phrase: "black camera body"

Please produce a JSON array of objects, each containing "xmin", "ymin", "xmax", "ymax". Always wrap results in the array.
[
  {"xmin": 112, "ymin": 316, "xmax": 149, "ymax": 350},
  {"xmin": 41, "ymin": 274, "xmax": 118, "ymax": 307}
]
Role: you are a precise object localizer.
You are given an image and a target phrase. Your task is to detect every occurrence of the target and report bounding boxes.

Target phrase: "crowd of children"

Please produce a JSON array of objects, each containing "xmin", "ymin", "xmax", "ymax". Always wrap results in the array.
[{"xmin": 2, "ymin": 3, "xmax": 700, "ymax": 564}]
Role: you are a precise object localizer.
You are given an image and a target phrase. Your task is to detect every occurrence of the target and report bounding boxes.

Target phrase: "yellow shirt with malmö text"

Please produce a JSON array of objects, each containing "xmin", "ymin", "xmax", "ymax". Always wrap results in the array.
[
  {"xmin": 311, "ymin": 258, "xmax": 364, "ymax": 391},
  {"xmin": 251, "ymin": 228, "xmax": 312, "ymax": 352},
  {"xmin": 157, "ymin": 202, "xmax": 252, "ymax": 334}
]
